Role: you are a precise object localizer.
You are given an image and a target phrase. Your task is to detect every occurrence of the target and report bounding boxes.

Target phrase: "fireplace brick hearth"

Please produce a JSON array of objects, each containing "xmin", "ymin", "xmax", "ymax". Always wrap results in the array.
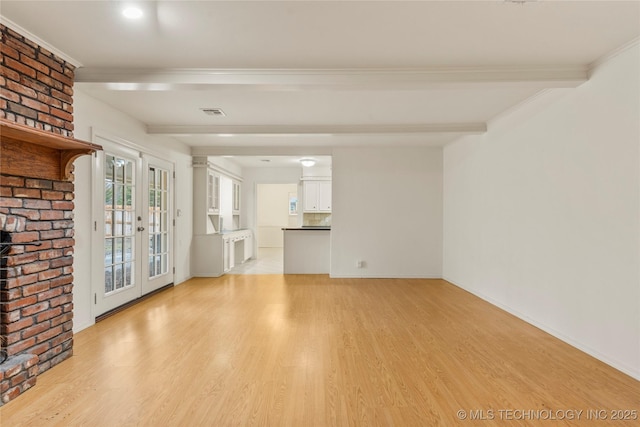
[
  {"xmin": 1, "ymin": 176, "xmax": 75, "ymax": 355},
  {"xmin": 0, "ymin": 23, "xmax": 100, "ymax": 405},
  {"xmin": 0, "ymin": 174, "xmax": 77, "ymax": 407}
]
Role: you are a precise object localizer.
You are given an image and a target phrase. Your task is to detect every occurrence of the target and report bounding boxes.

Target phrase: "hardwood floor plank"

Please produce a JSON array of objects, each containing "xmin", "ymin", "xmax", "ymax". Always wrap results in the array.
[{"xmin": 1, "ymin": 276, "xmax": 638, "ymax": 426}]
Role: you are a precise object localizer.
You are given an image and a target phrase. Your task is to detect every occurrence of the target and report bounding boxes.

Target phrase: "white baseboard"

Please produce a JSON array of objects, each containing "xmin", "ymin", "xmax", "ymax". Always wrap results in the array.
[{"xmin": 328, "ymin": 274, "xmax": 442, "ymax": 279}]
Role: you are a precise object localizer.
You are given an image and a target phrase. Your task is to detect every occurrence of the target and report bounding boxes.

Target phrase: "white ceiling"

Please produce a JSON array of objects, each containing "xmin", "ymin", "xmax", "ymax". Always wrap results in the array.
[
  {"xmin": 217, "ymin": 155, "xmax": 332, "ymax": 169},
  {"xmin": 1, "ymin": 1, "xmax": 639, "ymax": 166}
]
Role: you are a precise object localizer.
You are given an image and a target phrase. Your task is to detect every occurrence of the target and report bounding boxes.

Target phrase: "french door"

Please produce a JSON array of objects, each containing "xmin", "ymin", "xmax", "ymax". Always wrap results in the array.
[
  {"xmin": 142, "ymin": 154, "xmax": 173, "ymax": 295},
  {"xmin": 92, "ymin": 136, "xmax": 173, "ymax": 317}
]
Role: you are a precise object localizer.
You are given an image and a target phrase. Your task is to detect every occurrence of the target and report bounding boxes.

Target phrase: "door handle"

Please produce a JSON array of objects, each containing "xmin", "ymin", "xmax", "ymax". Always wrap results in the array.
[{"xmin": 137, "ymin": 226, "xmax": 145, "ymax": 232}]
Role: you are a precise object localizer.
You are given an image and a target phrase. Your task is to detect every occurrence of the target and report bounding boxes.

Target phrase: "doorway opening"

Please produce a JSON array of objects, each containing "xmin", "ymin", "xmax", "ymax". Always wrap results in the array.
[{"xmin": 229, "ymin": 183, "xmax": 297, "ymax": 274}]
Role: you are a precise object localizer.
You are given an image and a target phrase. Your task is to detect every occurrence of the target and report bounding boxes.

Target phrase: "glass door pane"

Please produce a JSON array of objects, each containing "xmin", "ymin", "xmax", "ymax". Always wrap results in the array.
[
  {"xmin": 148, "ymin": 166, "xmax": 169, "ymax": 279},
  {"xmin": 104, "ymin": 155, "xmax": 136, "ymax": 294}
]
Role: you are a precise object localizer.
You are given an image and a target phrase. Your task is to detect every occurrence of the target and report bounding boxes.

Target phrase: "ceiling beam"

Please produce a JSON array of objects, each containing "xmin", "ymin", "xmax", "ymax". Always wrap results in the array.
[
  {"xmin": 147, "ymin": 123, "xmax": 487, "ymax": 136},
  {"xmin": 191, "ymin": 146, "xmax": 335, "ymax": 157},
  {"xmin": 75, "ymin": 67, "xmax": 588, "ymax": 91}
]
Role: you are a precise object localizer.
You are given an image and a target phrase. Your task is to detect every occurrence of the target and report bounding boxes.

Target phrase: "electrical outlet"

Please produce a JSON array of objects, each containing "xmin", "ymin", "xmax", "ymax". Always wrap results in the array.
[{"xmin": 356, "ymin": 260, "xmax": 364, "ymax": 268}]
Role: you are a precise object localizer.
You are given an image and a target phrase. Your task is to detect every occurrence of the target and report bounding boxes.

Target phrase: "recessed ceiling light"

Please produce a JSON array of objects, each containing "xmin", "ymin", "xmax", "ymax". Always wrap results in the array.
[
  {"xmin": 122, "ymin": 6, "xmax": 143, "ymax": 19},
  {"xmin": 261, "ymin": 159, "xmax": 271, "ymax": 163},
  {"xmin": 300, "ymin": 158, "xmax": 316, "ymax": 167}
]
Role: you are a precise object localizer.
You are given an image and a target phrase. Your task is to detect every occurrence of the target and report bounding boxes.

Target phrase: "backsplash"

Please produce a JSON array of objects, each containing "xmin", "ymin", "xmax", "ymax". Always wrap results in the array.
[{"xmin": 303, "ymin": 213, "xmax": 331, "ymax": 226}]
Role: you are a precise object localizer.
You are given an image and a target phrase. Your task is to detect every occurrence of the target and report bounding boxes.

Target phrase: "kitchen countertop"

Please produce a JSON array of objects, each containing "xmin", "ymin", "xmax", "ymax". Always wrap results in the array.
[{"xmin": 282, "ymin": 226, "xmax": 331, "ymax": 231}]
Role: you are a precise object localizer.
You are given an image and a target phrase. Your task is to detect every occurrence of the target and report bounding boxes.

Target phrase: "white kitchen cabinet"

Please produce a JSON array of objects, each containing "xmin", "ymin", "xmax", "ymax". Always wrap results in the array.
[
  {"xmin": 303, "ymin": 180, "xmax": 331, "ymax": 212},
  {"xmin": 193, "ymin": 234, "xmax": 224, "ymax": 276},
  {"xmin": 233, "ymin": 230, "xmax": 253, "ymax": 263},
  {"xmin": 303, "ymin": 181, "xmax": 319, "ymax": 211},
  {"xmin": 192, "ymin": 230, "xmax": 253, "ymax": 277},
  {"xmin": 232, "ymin": 180, "xmax": 241, "ymax": 214},
  {"xmin": 318, "ymin": 181, "xmax": 331, "ymax": 211},
  {"xmin": 223, "ymin": 236, "xmax": 233, "ymax": 272},
  {"xmin": 207, "ymin": 170, "xmax": 220, "ymax": 214},
  {"xmin": 192, "ymin": 156, "xmax": 251, "ymax": 276},
  {"xmin": 193, "ymin": 164, "xmax": 221, "ymax": 234},
  {"xmin": 243, "ymin": 233, "xmax": 253, "ymax": 261}
]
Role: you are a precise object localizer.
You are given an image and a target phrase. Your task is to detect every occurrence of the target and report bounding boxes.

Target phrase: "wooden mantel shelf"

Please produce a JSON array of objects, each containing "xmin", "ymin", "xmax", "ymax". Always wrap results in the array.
[{"xmin": 0, "ymin": 119, "xmax": 102, "ymax": 181}]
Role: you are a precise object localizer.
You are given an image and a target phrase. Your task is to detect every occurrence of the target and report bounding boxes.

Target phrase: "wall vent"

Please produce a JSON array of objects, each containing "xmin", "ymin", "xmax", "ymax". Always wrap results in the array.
[{"xmin": 201, "ymin": 108, "xmax": 226, "ymax": 117}]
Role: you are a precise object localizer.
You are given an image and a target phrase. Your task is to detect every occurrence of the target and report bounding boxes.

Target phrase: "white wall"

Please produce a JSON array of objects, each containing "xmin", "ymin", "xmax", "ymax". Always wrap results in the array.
[
  {"xmin": 257, "ymin": 183, "xmax": 298, "ymax": 247},
  {"xmin": 443, "ymin": 45, "xmax": 640, "ymax": 379},
  {"xmin": 331, "ymin": 147, "xmax": 443, "ymax": 278},
  {"xmin": 72, "ymin": 88, "xmax": 193, "ymax": 332}
]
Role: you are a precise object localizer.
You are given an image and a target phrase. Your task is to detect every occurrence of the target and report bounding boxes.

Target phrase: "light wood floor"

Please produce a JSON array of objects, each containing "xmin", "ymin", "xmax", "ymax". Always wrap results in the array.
[
  {"xmin": 1, "ymin": 276, "xmax": 638, "ymax": 426},
  {"xmin": 228, "ymin": 247, "xmax": 284, "ymax": 275}
]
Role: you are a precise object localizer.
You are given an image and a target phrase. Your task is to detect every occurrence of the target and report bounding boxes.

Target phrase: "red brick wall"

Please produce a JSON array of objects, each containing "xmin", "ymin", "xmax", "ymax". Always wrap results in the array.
[
  {"xmin": 0, "ymin": 177, "xmax": 75, "ymax": 370},
  {"xmin": 0, "ymin": 23, "xmax": 75, "ymax": 137},
  {"xmin": 1, "ymin": 23, "xmax": 78, "ymax": 405}
]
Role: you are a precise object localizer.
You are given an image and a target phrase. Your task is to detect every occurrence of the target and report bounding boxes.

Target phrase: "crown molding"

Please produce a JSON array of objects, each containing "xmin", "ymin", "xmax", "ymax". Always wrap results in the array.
[
  {"xmin": 486, "ymin": 88, "xmax": 572, "ymax": 134},
  {"xmin": 148, "ymin": 123, "xmax": 487, "ymax": 136},
  {"xmin": 0, "ymin": 17, "xmax": 82, "ymax": 67},
  {"xmin": 588, "ymin": 36, "xmax": 640, "ymax": 72}
]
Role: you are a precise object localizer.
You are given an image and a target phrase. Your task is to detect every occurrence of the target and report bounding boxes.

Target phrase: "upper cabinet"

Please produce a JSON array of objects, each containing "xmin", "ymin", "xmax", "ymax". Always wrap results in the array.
[
  {"xmin": 193, "ymin": 156, "xmax": 243, "ymax": 234},
  {"xmin": 232, "ymin": 180, "xmax": 241, "ymax": 215},
  {"xmin": 303, "ymin": 180, "xmax": 319, "ymax": 212},
  {"xmin": 318, "ymin": 181, "xmax": 331, "ymax": 212},
  {"xmin": 303, "ymin": 180, "xmax": 331, "ymax": 212},
  {"xmin": 207, "ymin": 170, "xmax": 220, "ymax": 214}
]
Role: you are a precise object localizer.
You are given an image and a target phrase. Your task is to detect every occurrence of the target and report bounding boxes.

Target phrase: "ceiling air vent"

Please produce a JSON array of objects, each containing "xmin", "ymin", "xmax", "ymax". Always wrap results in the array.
[{"xmin": 201, "ymin": 108, "xmax": 226, "ymax": 117}]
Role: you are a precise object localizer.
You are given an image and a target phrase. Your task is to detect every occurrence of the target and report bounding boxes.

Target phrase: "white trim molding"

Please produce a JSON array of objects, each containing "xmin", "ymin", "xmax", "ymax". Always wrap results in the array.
[
  {"xmin": 588, "ymin": 36, "xmax": 640, "ymax": 72},
  {"xmin": 0, "ymin": 17, "xmax": 82, "ymax": 67}
]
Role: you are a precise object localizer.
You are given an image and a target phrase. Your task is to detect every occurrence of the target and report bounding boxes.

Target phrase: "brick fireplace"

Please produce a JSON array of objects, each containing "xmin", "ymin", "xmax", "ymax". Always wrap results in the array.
[{"xmin": 0, "ymin": 24, "xmax": 100, "ymax": 405}]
